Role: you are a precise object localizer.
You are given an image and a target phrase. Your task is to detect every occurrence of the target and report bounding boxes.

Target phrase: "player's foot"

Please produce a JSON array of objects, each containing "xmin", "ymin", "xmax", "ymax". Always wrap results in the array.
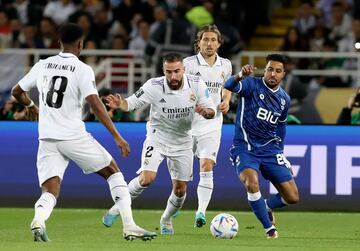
[
  {"xmin": 31, "ymin": 220, "xmax": 50, "ymax": 242},
  {"xmin": 123, "ymin": 225, "xmax": 157, "ymax": 241},
  {"xmin": 266, "ymin": 228, "xmax": 279, "ymax": 239},
  {"xmin": 160, "ymin": 218, "xmax": 174, "ymax": 235},
  {"xmin": 194, "ymin": 212, "xmax": 206, "ymax": 228},
  {"xmin": 102, "ymin": 211, "xmax": 118, "ymax": 227},
  {"xmin": 267, "ymin": 209, "xmax": 276, "ymax": 226}
]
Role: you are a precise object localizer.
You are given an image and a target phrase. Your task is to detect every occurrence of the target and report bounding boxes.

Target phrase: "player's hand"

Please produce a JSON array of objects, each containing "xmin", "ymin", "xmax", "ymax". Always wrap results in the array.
[
  {"xmin": 105, "ymin": 94, "xmax": 123, "ymax": 109},
  {"xmin": 219, "ymin": 101, "xmax": 230, "ymax": 114},
  {"xmin": 195, "ymin": 105, "xmax": 214, "ymax": 119},
  {"xmin": 26, "ymin": 106, "xmax": 39, "ymax": 121},
  {"xmin": 115, "ymin": 135, "xmax": 130, "ymax": 157},
  {"xmin": 283, "ymin": 155, "xmax": 293, "ymax": 175},
  {"xmin": 239, "ymin": 64, "xmax": 257, "ymax": 78}
]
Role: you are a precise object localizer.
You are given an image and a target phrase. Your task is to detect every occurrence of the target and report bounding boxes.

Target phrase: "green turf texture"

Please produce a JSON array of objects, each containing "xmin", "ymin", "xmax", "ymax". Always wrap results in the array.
[{"xmin": 0, "ymin": 208, "xmax": 359, "ymax": 251}]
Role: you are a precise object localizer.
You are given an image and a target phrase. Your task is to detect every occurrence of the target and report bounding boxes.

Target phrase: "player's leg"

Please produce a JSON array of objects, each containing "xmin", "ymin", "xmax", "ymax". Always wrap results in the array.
[
  {"xmin": 193, "ymin": 132, "xmax": 220, "ymax": 227},
  {"xmin": 160, "ymin": 179, "xmax": 187, "ymax": 235},
  {"xmin": 239, "ymin": 168, "xmax": 276, "ymax": 238},
  {"xmin": 195, "ymin": 158, "xmax": 214, "ymax": 227},
  {"xmin": 261, "ymin": 154, "xmax": 298, "ymax": 231},
  {"xmin": 160, "ymin": 149, "xmax": 192, "ymax": 234},
  {"xmin": 31, "ymin": 140, "xmax": 68, "ymax": 242},
  {"xmin": 60, "ymin": 135, "xmax": 156, "ymax": 241},
  {"xmin": 104, "ymin": 138, "xmax": 163, "ymax": 227}
]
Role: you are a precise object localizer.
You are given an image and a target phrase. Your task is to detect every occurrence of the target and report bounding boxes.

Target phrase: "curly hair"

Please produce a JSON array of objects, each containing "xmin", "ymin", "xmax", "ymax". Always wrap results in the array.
[{"xmin": 193, "ymin": 24, "xmax": 223, "ymax": 53}]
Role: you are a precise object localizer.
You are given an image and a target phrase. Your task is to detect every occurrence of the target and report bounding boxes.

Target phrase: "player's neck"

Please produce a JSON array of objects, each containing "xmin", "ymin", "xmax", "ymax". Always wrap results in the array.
[{"xmin": 201, "ymin": 53, "xmax": 217, "ymax": 66}]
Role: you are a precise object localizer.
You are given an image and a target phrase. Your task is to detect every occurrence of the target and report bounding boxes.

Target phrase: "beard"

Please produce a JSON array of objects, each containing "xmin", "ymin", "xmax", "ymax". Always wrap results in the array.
[{"xmin": 167, "ymin": 79, "xmax": 183, "ymax": 90}]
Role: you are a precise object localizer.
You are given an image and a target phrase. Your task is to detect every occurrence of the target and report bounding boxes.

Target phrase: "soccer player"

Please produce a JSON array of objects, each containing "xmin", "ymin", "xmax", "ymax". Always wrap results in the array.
[
  {"xmin": 183, "ymin": 24, "xmax": 232, "ymax": 228},
  {"xmin": 224, "ymin": 54, "xmax": 299, "ymax": 239},
  {"xmin": 102, "ymin": 52, "xmax": 216, "ymax": 235},
  {"xmin": 11, "ymin": 23, "xmax": 156, "ymax": 242}
]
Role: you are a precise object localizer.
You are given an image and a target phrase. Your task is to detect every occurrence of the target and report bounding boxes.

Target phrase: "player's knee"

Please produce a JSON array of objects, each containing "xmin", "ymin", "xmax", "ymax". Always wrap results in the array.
[
  {"xmin": 243, "ymin": 180, "xmax": 260, "ymax": 193},
  {"xmin": 200, "ymin": 159, "xmax": 214, "ymax": 172},
  {"xmin": 173, "ymin": 188, "xmax": 186, "ymax": 197},
  {"xmin": 138, "ymin": 175, "xmax": 154, "ymax": 187}
]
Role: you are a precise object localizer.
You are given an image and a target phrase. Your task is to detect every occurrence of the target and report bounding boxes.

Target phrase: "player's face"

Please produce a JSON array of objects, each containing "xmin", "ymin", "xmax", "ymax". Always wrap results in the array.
[
  {"xmin": 199, "ymin": 31, "xmax": 220, "ymax": 57},
  {"xmin": 264, "ymin": 61, "xmax": 285, "ymax": 89},
  {"xmin": 163, "ymin": 60, "xmax": 185, "ymax": 90}
]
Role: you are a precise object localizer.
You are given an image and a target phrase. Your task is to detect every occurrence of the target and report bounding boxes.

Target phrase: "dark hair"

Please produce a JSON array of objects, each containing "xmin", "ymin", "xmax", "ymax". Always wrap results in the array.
[
  {"xmin": 162, "ymin": 52, "xmax": 183, "ymax": 64},
  {"xmin": 59, "ymin": 23, "xmax": 83, "ymax": 44},
  {"xmin": 266, "ymin": 54, "xmax": 287, "ymax": 66},
  {"xmin": 194, "ymin": 24, "xmax": 223, "ymax": 53}
]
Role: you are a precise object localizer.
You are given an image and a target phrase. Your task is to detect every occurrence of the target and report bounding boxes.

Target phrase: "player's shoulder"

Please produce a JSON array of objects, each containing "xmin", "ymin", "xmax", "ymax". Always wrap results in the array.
[
  {"xmin": 279, "ymin": 87, "xmax": 291, "ymax": 101},
  {"xmin": 183, "ymin": 55, "xmax": 198, "ymax": 64},
  {"xmin": 218, "ymin": 56, "xmax": 232, "ymax": 67},
  {"xmin": 184, "ymin": 73, "xmax": 201, "ymax": 84}
]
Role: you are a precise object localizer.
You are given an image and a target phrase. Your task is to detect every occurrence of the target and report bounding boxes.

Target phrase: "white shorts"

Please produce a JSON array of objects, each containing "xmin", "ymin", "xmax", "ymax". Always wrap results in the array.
[
  {"xmin": 193, "ymin": 130, "xmax": 221, "ymax": 163},
  {"xmin": 136, "ymin": 138, "xmax": 193, "ymax": 181},
  {"xmin": 36, "ymin": 133, "xmax": 112, "ymax": 186}
]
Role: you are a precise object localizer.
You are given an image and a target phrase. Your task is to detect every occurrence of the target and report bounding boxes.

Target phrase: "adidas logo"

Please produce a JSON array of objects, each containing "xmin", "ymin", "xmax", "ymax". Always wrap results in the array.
[
  {"xmin": 159, "ymin": 98, "xmax": 166, "ymax": 103},
  {"xmin": 195, "ymin": 72, "xmax": 201, "ymax": 76},
  {"xmin": 115, "ymin": 196, "xmax": 120, "ymax": 202}
]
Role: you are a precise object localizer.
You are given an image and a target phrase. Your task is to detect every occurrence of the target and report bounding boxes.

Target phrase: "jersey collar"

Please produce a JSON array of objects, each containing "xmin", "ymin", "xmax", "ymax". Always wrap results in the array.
[
  {"xmin": 196, "ymin": 52, "xmax": 221, "ymax": 66},
  {"xmin": 58, "ymin": 52, "xmax": 78, "ymax": 59},
  {"xmin": 262, "ymin": 77, "xmax": 280, "ymax": 92},
  {"xmin": 163, "ymin": 75, "xmax": 190, "ymax": 94}
]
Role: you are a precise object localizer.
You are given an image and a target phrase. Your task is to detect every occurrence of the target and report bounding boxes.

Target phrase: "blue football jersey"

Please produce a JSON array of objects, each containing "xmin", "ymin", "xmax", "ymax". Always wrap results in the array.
[{"xmin": 229, "ymin": 76, "xmax": 290, "ymax": 154}]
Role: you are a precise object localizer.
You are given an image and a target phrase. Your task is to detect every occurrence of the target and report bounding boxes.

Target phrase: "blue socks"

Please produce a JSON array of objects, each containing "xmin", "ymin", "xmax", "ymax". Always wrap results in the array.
[
  {"xmin": 266, "ymin": 193, "xmax": 287, "ymax": 209},
  {"xmin": 247, "ymin": 192, "xmax": 272, "ymax": 229}
]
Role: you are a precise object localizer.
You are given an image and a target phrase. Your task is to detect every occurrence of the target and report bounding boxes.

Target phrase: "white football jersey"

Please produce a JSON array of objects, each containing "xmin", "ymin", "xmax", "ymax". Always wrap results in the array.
[
  {"xmin": 184, "ymin": 53, "xmax": 232, "ymax": 136},
  {"xmin": 19, "ymin": 52, "xmax": 98, "ymax": 140},
  {"xmin": 126, "ymin": 74, "xmax": 216, "ymax": 149}
]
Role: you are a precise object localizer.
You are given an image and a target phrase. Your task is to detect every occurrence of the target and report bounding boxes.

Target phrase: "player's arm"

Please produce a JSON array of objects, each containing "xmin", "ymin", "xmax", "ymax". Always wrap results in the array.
[
  {"xmin": 86, "ymin": 94, "xmax": 130, "ymax": 157},
  {"xmin": 219, "ymin": 88, "xmax": 231, "ymax": 114},
  {"xmin": 11, "ymin": 84, "xmax": 38, "ymax": 121},
  {"xmin": 224, "ymin": 64, "xmax": 255, "ymax": 93},
  {"xmin": 196, "ymin": 80, "xmax": 216, "ymax": 119}
]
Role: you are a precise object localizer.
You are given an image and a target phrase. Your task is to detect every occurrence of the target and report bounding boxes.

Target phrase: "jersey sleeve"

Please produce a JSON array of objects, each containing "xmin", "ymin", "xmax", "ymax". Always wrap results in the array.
[
  {"xmin": 79, "ymin": 65, "xmax": 98, "ymax": 99},
  {"xmin": 126, "ymin": 80, "xmax": 154, "ymax": 111},
  {"xmin": 224, "ymin": 60, "xmax": 232, "ymax": 81},
  {"xmin": 18, "ymin": 61, "xmax": 42, "ymax": 91},
  {"xmin": 196, "ymin": 79, "xmax": 216, "ymax": 113}
]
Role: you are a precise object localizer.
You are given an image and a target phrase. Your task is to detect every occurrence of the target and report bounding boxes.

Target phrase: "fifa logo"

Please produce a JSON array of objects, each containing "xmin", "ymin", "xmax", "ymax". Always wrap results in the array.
[{"xmin": 256, "ymin": 107, "xmax": 279, "ymax": 124}]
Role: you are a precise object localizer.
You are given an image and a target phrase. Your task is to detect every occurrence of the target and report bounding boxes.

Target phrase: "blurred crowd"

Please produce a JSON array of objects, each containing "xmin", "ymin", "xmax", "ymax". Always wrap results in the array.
[{"xmin": 1, "ymin": 0, "xmax": 360, "ymax": 124}]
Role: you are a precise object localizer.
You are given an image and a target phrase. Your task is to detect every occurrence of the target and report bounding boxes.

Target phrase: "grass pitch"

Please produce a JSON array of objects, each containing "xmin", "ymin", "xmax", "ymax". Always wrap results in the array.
[{"xmin": 0, "ymin": 208, "xmax": 359, "ymax": 251}]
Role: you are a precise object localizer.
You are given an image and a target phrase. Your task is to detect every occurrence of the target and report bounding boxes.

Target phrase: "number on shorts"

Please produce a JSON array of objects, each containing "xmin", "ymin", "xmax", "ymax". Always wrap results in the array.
[
  {"xmin": 145, "ymin": 146, "xmax": 154, "ymax": 157},
  {"xmin": 276, "ymin": 153, "xmax": 285, "ymax": 165},
  {"xmin": 46, "ymin": 76, "xmax": 68, "ymax": 108}
]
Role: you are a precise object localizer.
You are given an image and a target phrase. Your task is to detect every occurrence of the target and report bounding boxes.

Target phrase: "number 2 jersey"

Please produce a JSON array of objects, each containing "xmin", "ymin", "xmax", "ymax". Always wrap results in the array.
[
  {"xmin": 18, "ymin": 52, "xmax": 98, "ymax": 140},
  {"xmin": 126, "ymin": 74, "xmax": 216, "ymax": 150},
  {"xmin": 224, "ymin": 76, "xmax": 290, "ymax": 155}
]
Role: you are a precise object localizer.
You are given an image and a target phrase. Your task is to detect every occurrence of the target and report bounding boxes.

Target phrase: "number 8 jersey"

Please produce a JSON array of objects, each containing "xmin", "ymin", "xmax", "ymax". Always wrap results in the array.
[{"xmin": 18, "ymin": 52, "xmax": 98, "ymax": 140}]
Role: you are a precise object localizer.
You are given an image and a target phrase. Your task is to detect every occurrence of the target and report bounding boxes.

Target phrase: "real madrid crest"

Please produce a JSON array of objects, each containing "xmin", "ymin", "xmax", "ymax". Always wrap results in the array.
[
  {"xmin": 221, "ymin": 71, "xmax": 225, "ymax": 80},
  {"xmin": 190, "ymin": 93, "xmax": 196, "ymax": 102}
]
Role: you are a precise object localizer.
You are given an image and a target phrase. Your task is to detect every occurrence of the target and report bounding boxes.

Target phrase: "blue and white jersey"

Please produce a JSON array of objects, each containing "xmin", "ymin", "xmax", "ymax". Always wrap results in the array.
[{"xmin": 225, "ymin": 76, "xmax": 290, "ymax": 155}]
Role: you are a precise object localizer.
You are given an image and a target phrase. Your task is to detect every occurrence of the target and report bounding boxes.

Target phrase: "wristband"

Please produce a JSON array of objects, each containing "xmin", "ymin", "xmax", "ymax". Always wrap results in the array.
[{"xmin": 26, "ymin": 100, "xmax": 34, "ymax": 108}]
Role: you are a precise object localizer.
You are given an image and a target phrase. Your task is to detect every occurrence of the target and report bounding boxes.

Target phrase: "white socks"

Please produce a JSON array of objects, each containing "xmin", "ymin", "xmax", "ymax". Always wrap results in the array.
[
  {"xmin": 128, "ymin": 176, "xmax": 146, "ymax": 200},
  {"xmin": 161, "ymin": 191, "xmax": 186, "ymax": 221},
  {"xmin": 107, "ymin": 172, "xmax": 135, "ymax": 228},
  {"xmin": 197, "ymin": 171, "xmax": 213, "ymax": 214},
  {"xmin": 33, "ymin": 192, "xmax": 57, "ymax": 223}
]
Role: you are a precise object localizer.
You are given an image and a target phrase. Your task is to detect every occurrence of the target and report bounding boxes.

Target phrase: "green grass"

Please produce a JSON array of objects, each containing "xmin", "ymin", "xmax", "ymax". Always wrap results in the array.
[{"xmin": 0, "ymin": 208, "xmax": 359, "ymax": 251}]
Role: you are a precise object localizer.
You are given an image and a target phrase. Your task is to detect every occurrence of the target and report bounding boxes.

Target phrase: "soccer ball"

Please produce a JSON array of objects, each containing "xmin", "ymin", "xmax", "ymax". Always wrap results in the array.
[{"xmin": 210, "ymin": 213, "xmax": 238, "ymax": 239}]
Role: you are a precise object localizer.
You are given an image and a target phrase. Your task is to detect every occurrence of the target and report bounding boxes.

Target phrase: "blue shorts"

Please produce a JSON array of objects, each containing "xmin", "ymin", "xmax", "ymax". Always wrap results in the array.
[{"xmin": 229, "ymin": 145, "xmax": 293, "ymax": 184}]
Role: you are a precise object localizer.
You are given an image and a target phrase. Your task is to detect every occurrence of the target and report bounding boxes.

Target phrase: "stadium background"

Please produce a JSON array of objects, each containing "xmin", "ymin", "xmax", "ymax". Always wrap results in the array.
[{"xmin": 0, "ymin": 0, "xmax": 359, "ymax": 212}]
